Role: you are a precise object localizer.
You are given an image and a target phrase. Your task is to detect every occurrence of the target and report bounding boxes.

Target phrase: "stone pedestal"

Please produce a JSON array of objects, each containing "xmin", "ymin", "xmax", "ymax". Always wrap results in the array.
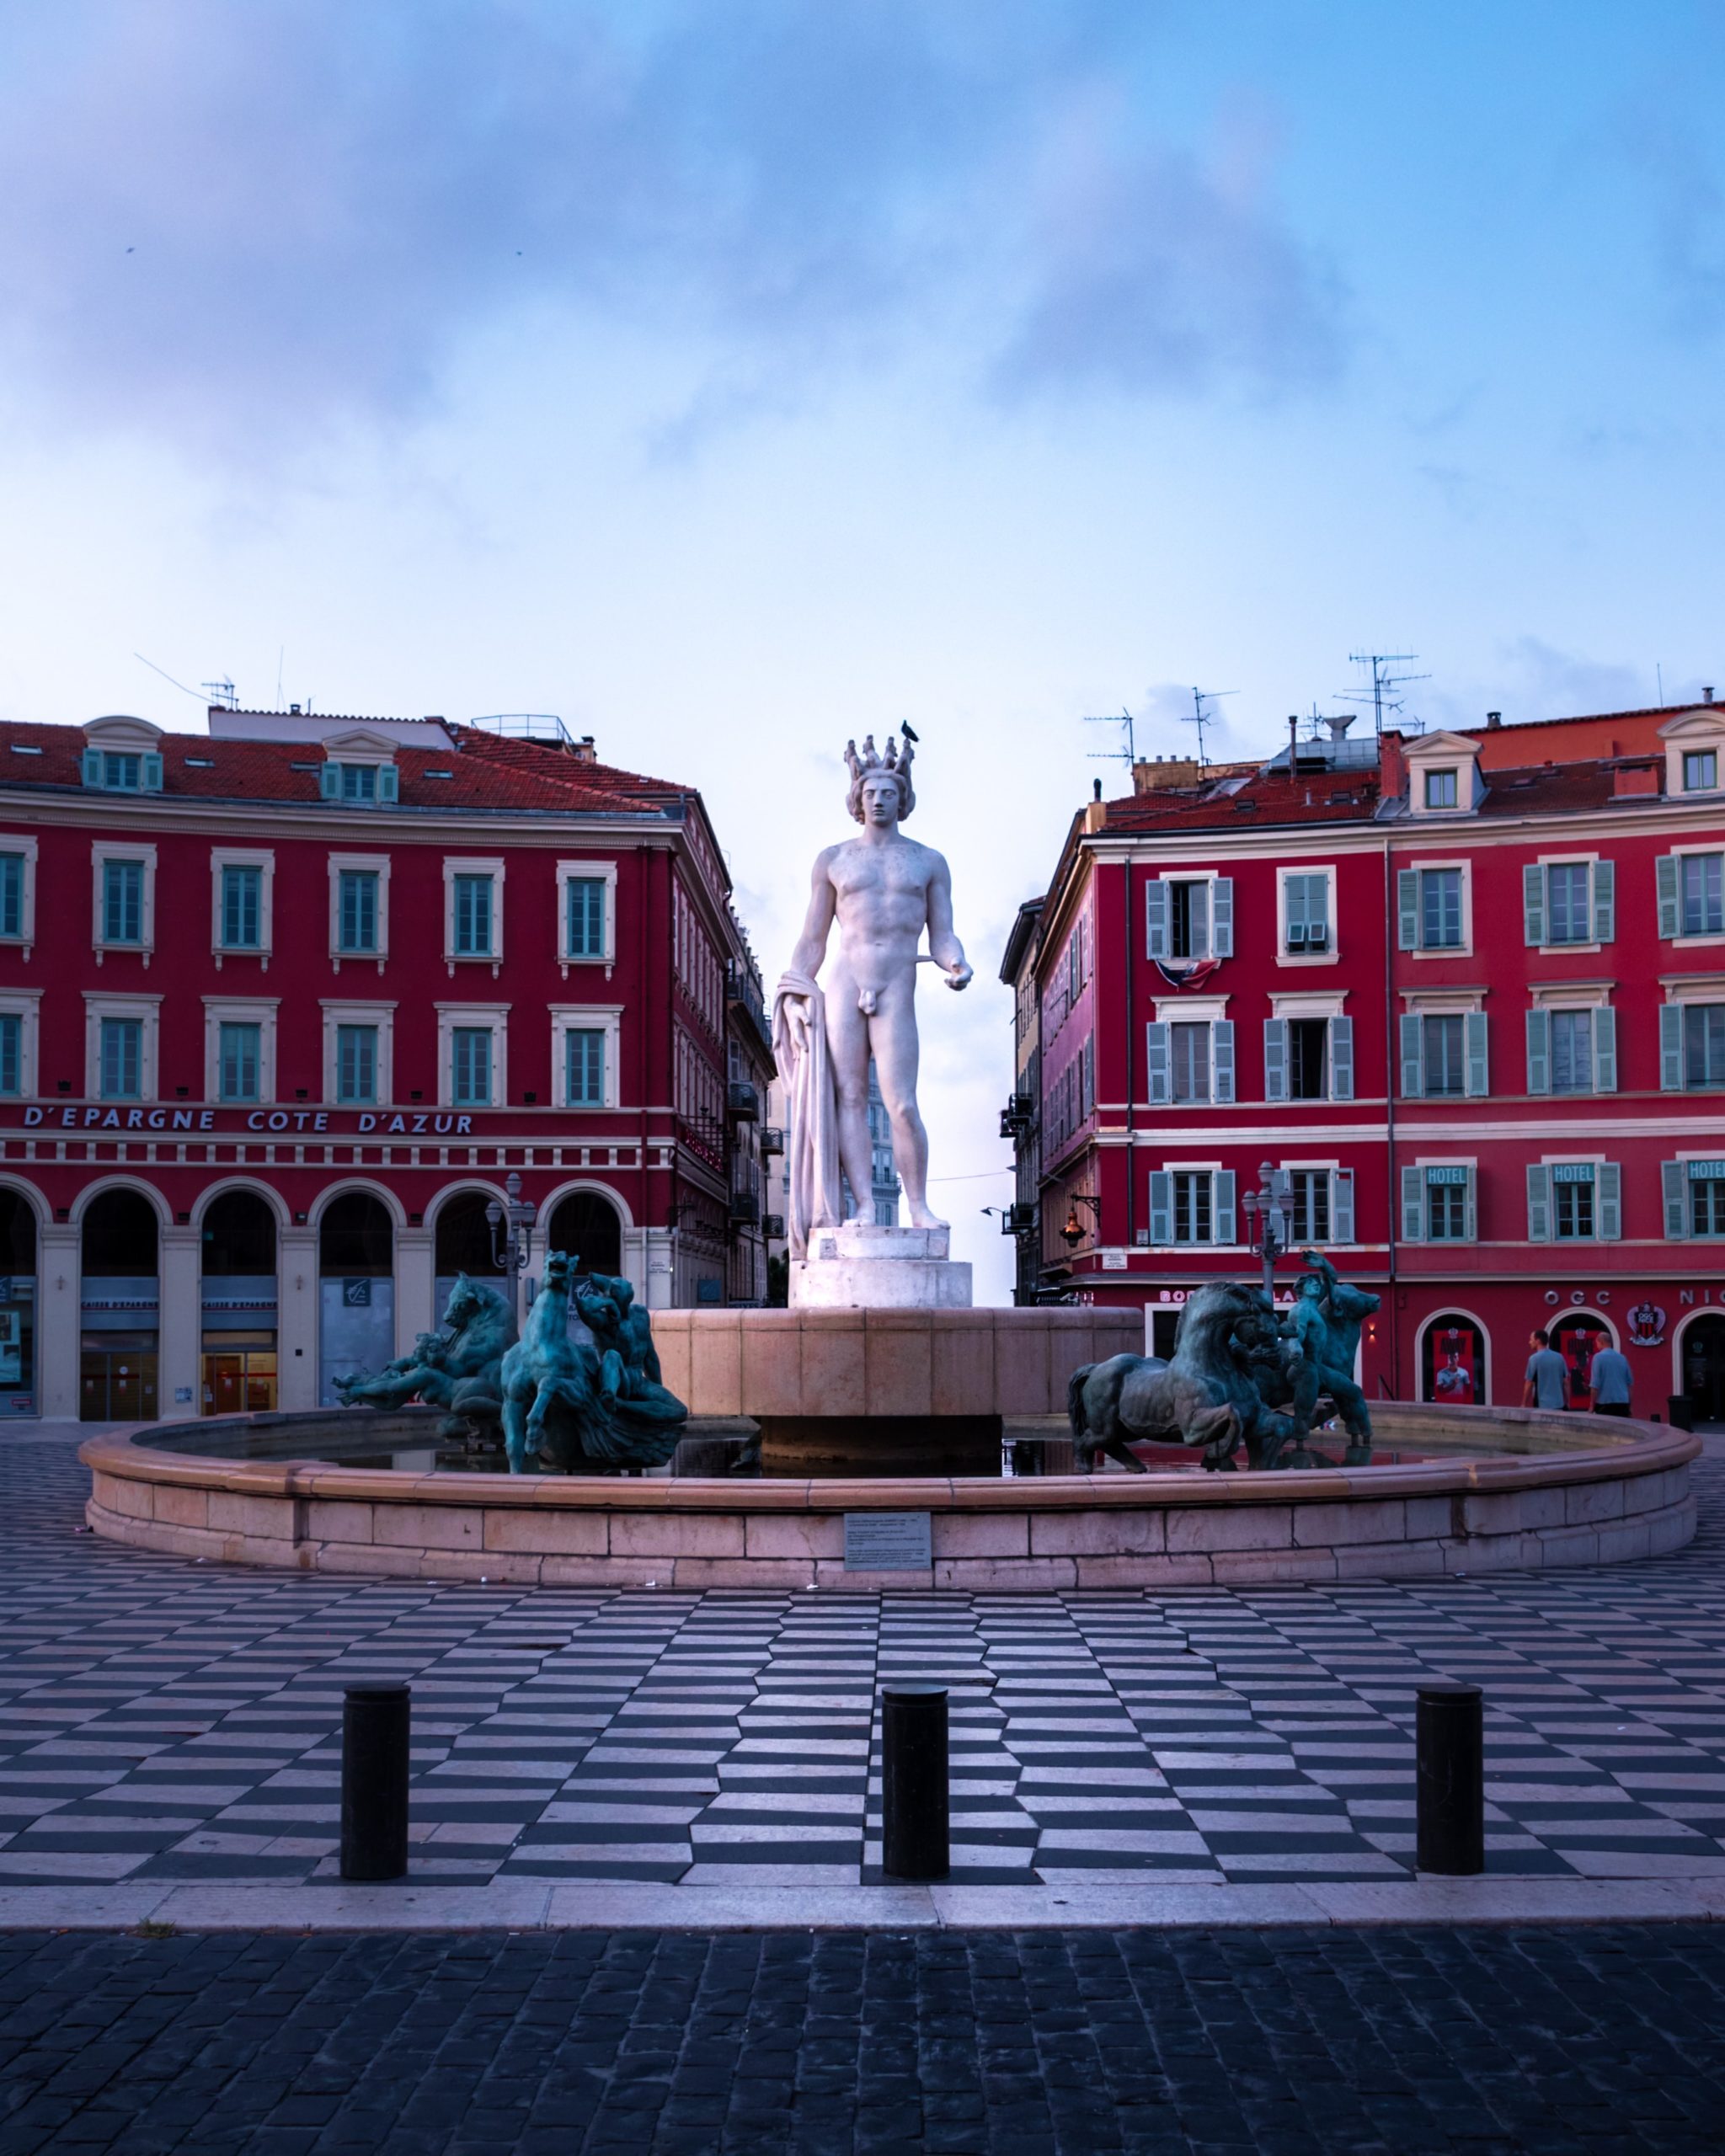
[{"xmin": 790, "ymin": 1221, "xmax": 972, "ymax": 1311}]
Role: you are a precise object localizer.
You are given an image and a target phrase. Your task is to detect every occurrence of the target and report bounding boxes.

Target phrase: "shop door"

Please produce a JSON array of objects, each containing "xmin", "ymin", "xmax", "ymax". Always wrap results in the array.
[
  {"xmin": 79, "ymin": 1337, "xmax": 160, "ymax": 1421},
  {"xmin": 1682, "ymin": 1315, "xmax": 1725, "ymax": 1423},
  {"xmin": 203, "ymin": 1348, "xmax": 279, "ymax": 1415},
  {"xmin": 1551, "ymin": 1315, "xmax": 1610, "ymax": 1407}
]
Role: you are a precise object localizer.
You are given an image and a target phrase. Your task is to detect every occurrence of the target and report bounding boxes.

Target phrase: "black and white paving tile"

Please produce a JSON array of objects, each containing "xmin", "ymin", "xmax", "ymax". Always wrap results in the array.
[{"xmin": 3, "ymin": 1425, "xmax": 1725, "ymax": 1895}]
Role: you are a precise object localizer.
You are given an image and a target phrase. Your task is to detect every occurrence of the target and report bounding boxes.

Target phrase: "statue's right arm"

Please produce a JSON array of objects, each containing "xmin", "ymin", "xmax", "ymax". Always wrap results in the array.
[{"xmin": 788, "ymin": 850, "xmax": 838, "ymax": 979}]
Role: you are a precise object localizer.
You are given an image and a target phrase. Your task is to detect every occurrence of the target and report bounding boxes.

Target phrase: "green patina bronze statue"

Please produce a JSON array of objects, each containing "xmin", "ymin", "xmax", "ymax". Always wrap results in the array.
[
  {"xmin": 500, "ymin": 1251, "xmax": 688, "ymax": 1474},
  {"xmin": 1066, "ymin": 1249, "xmax": 1381, "ymax": 1473}
]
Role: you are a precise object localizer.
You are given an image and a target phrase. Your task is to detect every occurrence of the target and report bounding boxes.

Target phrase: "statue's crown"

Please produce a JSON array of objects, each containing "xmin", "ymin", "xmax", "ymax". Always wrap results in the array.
[{"xmin": 843, "ymin": 733, "xmax": 916, "ymax": 822}]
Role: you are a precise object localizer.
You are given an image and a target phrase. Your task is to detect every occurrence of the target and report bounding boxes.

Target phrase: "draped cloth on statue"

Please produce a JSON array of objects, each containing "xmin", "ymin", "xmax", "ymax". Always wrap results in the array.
[{"xmin": 772, "ymin": 969, "xmax": 846, "ymax": 1261}]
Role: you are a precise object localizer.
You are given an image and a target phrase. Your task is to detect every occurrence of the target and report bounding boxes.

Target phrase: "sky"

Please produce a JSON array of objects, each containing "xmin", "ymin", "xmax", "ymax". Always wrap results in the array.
[{"xmin": 3, "ymin": 0, "xmax": 1724, "ymax": 1303}]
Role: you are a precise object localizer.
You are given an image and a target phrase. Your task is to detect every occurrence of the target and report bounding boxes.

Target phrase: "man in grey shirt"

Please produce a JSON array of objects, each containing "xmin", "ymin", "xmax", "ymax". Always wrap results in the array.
[
  {"xmin": 1589, "ymin": 1342, "xmax": 1633, "ymax": 1417},
  {"xmin": 1522, "ymin": 1329, "xmax": 1570, "ymax": 1410}
]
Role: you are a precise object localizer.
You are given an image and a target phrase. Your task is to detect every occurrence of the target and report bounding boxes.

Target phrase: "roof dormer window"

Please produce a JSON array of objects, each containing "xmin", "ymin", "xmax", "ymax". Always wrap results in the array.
[
  {"xmin": 316, "ymin": 727, "xmax": 399, "ymax": 806},
  {"xmin": 1684, "ymin": 750, "xmax": 1719, "ymax": 794},
  {"xmin": 1424, "ymin": 768, "xmax": 1458, "ymax": 810},
  {"xmin": 1403, "ymin": 729, "xmax": 1481, "ymax": 817},
  {"xmin": 79, "ymin": 715, "xmax": 164, "ymax": 793},
  {"xmin": 1659, "ymin": 709, "xmax": 1725, "ymax": 799}
]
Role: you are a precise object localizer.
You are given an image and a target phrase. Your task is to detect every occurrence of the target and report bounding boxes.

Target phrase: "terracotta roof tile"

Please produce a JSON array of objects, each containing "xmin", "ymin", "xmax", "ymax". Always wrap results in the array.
[
  {"xmin": 0, "ymin": 718, "xmax": 694, "ymax": 819},
  {"xmin": 1102, "ymin": 763, "xmax": 1381, "ymax": 834}
]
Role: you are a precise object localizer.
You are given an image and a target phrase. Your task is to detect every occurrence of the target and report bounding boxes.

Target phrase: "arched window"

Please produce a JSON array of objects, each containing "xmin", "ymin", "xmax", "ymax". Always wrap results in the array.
[
  {"xmin": 434, "ymin": 1190, "xmax": 507, "ymax": 1279},
  {"xmin": 318, "ymin": 1192, "xmax": 393, "ymax": 1276},
  {"xmin": 1681, "ymin": 1314, "xmax": 1725, "ymax": 1423},
  {"xmin": 547, "ymin": 1191, "xmax": 622, "ymax": 1278},
  {"xmin": 0, "ymin": 1189, "xmax": 35, "ymax": 1273},
  {"xmin": 81, "ymin": 1189, "xmax": 158, "ymax": 1277},
  {"xmin": 201, "ymin": 1191, "xmax": 276, "ymax": 1277},
  {"xmin": 1550, "ymin": 1313, "xmax": 1613, "ymax": 1408},
  {"xmin": 1421, "ymin": 1313, "xmax": 1487, "ymax": 1406}
]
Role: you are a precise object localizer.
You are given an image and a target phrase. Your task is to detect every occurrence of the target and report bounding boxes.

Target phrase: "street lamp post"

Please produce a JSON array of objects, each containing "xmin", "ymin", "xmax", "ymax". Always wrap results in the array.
[
  {"xmin": 484, "ymin": 1171, "xmax": 537, "ymax": 1326},
  {"xmin": 1240, "ymin": 1160, "xmax": 1290, "ymax": 1301}
]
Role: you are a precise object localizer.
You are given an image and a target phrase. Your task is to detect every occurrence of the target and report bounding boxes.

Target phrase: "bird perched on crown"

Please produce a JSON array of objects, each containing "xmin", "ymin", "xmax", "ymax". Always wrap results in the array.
[{"xmin": 772, "ymin": 733, "xmax": 970, "ymax": 1261}]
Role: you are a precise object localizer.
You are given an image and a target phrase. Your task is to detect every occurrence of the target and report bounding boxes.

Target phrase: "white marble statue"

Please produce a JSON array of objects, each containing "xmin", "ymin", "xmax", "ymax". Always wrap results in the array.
[{"xmin": 772, "ymin": 734, "xmax": 972, "ymax": 1261}]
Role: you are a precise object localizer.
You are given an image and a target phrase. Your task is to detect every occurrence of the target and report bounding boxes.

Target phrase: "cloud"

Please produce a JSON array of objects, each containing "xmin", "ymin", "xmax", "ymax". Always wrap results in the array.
[{"xmin": 0, "ymin": 0, "xmax": 1346, "ymax": 456}]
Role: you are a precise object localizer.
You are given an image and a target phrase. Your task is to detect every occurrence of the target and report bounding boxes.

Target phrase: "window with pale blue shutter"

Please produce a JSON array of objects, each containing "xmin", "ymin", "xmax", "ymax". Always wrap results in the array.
[
  {"xmin": 1331, "ymin": 1168, "xmax": 1354, "ymax": 1244},
  {"xmin": 217, "ymin": 1022, "xmax": 260, "ymax": 1102},
  {"xmin": 0, "ymin": 1014, "xmax": 19, "ymax": 1097},
  {"xmin": 1422, "ymin": 867, "xmax": 1464, "ymax": 948},
  {"xmin": 1657, "ymin": 854, "xmax": 1680, "ymax": 938},
  {"xmin": 566, "ymin": 878, "xmax": 606, "ymax": 958},
  {"xmin": 1423, "ymin": 1165, "xmax": 1471, "ymax": 1241},
  {"xmin": 1546, "ymin": 862, "xmax": 1592, "ymax": 944},
  {"xmin": 1664, "ymin": 1161, "xmax": 1690, "ymax": 1238},
  {"xmin": 1464, "ymin": 1011, "xmax": 1489, "ymax": 1097},
  {"xmin": 1592, "ymin": 858, "xmax": 1615, "ymax": 942},
  {"xmin": 1146, "ymin": 1021, "xmax": 1170, "ymax": 1104},
  {"xmin": 1423, "ymin": 1014, "xmax": 1466, "ymax": 1097},
  {"xmin": 1686, "ymin": 1161, "xmax": 1725, "ymax": 1235},
  {"xmin": 1551, "ymin": 1161, "xmax": 1595, "ymax": 1240},
  {"xmin": 453, "ymin": 874, "xmax": 494, "ymax": 957},
  {"xmin": 1525, "ymin": 1008, "xmax": 1551, "ymax": 1095},
  {"xmin": 1145, "ymin": 881, "xmax": 1168, "ymax": 958},
  {"xmin": 102, "ymin": 859, "xmax": 144, "ymax": 944},
  {"xmin": 451, "ymin": 1027, "xmax": 492, "ymax": 1107},
  {"xmin": 1284, "ymin": 873, "xmax": 1329, "ymax": 953},
  {"xmin": 1400, "ymin": 1164, "xmax": 1425, "ymax": 1241},
  {"xmin": 1597, "ymin": 1162, "xmax": 1621, "ymax": 1241},
  {"xmin": 0, "ymin": 856, "xmax": 22, "ymax": 941},
  {"xmin": 1327, "ymin": 1015, "xmax": 1354, "ymax": 1102},
  {"xmin": 1210, "ymin": 878, "xmax": 1233, "ymax": 957},
  {"xmin": 1593, "ymin": 1006, "xmax": 1617, "ymax": 1092},
  {"xmin": 1213, "ymin": 1170, "xmax": 1236, "ymax": 1245},
  {"xmin": 1684, "ymin": 1004, "xmax": 1725, "ymax": 1088},
  {"xmin": 336, "ymin": 1025, "xmax": 377, "ymax": 1103},
  {"xmin": 1522, "ymin": 863, "xmax": 1546, "ymax": 946},
  {"xmin": 377, "ymin": 764, "xmax": 398, "ymax": 803},
  {"xmin": 1148, "ymin": 1170, "xmax": 1172, "ymax": 1243},
  {"xmin": 1550, "ymin": 1009, "xmax": 1591, "ymax": 1095},
  {"xmin": 1399, "ymin": 1011, "xmax": 1423, "ymax": 1097},
  {"xmin": 1263, "ymin": 1018, "xmax": 1288, "ymax": 1102},
  {"xmin": 220, "ymin": 865, "xmax": 261, "ymax": 950},
  {"xmin": 565, "ymin": 1028, "xmax": 605, "ymax": 1107},
  {"xmin": 1526, "ymin": 1163, "xmax": 1552, "ymax": 1242},
  {"xmin": 1397, "ymin": 869, "xmax": 1419, "ymax": 949},
  {"xmin": 1661, "ymin": 1004, "xmax": 1684, "ymax": 1091},
  {"xmin": 338, "ymin": 871, "xmax": 379, "ymax": 953},
  {"xmin": 99, "ymin": 1018, "xmax": 142, "ymax": 1100},
  {"xmin": 1211, "ymin": 1021, "xmax": 1234, "ymax": 1104},
  {"xmin": 1680, "ymin": 853, "xmax": 1724, "ymax": 936}
]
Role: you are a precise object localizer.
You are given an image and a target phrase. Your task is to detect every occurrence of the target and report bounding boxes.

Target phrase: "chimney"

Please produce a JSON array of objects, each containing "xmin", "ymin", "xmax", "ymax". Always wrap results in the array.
[
  {"xmin": 1288, "ymin": 715, "xmax": 1298, "ymax": 777},
  {"xmin": 1706, "ymin": 687, "xmax": 1716, "ymax": 703},
  {"xmin": 1486, "ymin": 711, "xmax": 1502, "ymax": 728},
  {"xmin": 1092, "ymin": 777, "xmax": 1103, "ymax": 802},
  {"xmin": 571, "ymin": 734, "xmax": 597, "ymax": 763}
]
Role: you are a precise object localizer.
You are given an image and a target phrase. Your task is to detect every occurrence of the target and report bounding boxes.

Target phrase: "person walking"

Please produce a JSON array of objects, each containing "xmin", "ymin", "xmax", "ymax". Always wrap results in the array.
[
  {"xmin": 1588, "ymin": 1340, "xmax": 1634, "ymax": 1418},
  {"xmin": 1522, "ymin": 1329, "xmax": 1570, "ymax": 1410}
]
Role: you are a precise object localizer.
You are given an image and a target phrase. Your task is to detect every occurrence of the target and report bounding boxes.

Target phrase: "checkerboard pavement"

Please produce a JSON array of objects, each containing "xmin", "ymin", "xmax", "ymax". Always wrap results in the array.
[{"xmin": 4, "ymin": 1425, "xmax": 1725, "ymax": 1895}]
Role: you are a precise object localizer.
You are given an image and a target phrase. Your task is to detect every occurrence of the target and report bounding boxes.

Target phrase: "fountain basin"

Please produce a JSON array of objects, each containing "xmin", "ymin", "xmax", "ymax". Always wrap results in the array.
[{"xmin": 81, "ymin": 1401, "xmax": 1698, "ymax": 1590}]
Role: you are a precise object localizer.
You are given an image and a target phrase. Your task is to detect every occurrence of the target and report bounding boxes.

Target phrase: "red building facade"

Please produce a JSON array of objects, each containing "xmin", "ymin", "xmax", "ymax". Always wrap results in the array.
[
  {"xmin": 0, "ymin": 706, "xmax": 774, "ymax": 1421},
  {"xmin": 1012, "ymin": 701, "xmax": 1725, "ymax": 1420}
]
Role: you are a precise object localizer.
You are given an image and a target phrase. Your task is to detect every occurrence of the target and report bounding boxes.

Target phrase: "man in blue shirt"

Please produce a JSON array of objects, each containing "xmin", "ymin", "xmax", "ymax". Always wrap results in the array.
[
  {"xmin": 1522, "ymin": 1330, "xmax": 1570, "ymax": 1411},
  {"xmin": 1589, "ymin": 1342, "xmax": 1634, "ymax": 1418}
]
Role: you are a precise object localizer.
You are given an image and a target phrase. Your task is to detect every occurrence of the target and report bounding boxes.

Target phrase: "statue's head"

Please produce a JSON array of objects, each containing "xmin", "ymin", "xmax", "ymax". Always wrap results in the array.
[
  {"xmin": 844, "ymin": 734, "xmax": 916, "ymax": 825},
  {"xmin": 1297, "ymin": 1274, "xmax": 1324, "ymax": 1301},
  {"xmin": 606, "ymin": 1275, "xmax": 635, "ymax": 1314},
  {"xmin": 544, "ymin": 1249, "xmax": 572, "ymax": 1291}
]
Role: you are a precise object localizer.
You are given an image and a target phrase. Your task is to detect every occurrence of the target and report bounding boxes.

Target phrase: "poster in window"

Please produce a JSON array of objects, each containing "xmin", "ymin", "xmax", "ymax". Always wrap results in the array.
[
  {"xmin": 0, "ymin": 1310, "xmax": 17, "ymax": 1385},
  {"xmin": 1428, "ymin": 1324, "xmax": 1477, "ymax": 1403}
]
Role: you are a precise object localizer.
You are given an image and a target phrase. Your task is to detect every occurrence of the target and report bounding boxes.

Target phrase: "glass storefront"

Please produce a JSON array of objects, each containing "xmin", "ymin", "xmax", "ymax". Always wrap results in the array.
[
  {"xmin": 318, "ymin": 1192, "xmax": 394, "ymax": 1405},
  {"xmin": 81, "ymin": 1191, "xmax": 162, "ymax": 1421},
  {"xmin": 201, "ymin": 1193, "xmax": 278, "ymax": 1414},
  {"xmin": 0, "ymin": 1189, "xmax": 36, "ymax": 1413}
]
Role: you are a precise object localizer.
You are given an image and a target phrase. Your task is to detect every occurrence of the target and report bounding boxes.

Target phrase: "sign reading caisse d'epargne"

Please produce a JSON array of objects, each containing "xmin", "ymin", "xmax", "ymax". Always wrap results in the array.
[
  {"xmin": 844, "ymin": 1512, "xmax": 933, "ymax": 1571},
  {"xmin": 20, "ymin": 1102, "xmax": 481, "ymax": 1135}
]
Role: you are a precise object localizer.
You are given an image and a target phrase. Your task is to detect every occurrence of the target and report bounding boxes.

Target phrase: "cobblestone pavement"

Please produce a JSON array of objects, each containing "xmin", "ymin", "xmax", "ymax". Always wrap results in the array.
[
  {"xmin": 3, "ymin": 1428, "xmax": 1725, "ymax": 1893},
  {"xmin": 3, "ymin": 1923, "xmax": 1724, "ymax": 2153}
]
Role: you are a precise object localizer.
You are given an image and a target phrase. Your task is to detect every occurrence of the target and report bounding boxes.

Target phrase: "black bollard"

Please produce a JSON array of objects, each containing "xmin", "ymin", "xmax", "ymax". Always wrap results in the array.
[
  {"xmin": 340, "ymin": 1684, "xmax": 410, "ymax": 1881},
  {"xmin": 1416, "ymin": 1682, "xmax": 1484, "ymax": 1876},
  {"xmin": 881, "ymin": 1684, "xmax": 949, "ymax": 1881}
]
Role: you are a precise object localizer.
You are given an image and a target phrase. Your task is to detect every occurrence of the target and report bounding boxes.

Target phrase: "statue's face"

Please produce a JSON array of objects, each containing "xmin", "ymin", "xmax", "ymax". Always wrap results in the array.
[{"xmin": 859, "ymin": 772, "xmax": 900, "ymax": 827}]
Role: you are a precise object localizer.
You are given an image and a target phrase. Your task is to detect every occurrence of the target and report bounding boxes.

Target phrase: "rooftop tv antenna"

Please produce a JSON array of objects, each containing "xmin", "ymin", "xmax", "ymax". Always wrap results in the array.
[
  {"xmin": 200, "ymin": 677, "xmax": 238, "ymax": 709},
  {"xmin": 1182, "ymin": 686, "xmax": 1235, "ymax": 771},
  {"xmin": 1082, "ymin": 706, "xmax": 1137, "ymax": 773},
  {"xmin": 1343, "ymin": 651, "xmax": 1429, "ymax": 736}
]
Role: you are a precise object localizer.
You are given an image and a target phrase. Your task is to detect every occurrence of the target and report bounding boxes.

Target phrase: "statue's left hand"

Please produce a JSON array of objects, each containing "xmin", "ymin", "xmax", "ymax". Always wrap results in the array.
[{"xmin": 943, "ymin": 961, "xmax": 974, "ymax": 991}]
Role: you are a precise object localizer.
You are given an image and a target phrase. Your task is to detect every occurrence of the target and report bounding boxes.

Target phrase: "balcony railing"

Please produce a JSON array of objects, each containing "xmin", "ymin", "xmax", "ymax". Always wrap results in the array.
[
  {"xmin": 761, "ymin": 1125, "xmax": 785, "ymax": 1156},
  {"xmin": 728, "ymin": 1190, "xmax": 761, "ymax": 1225},
  {"xmin": 762, "ymin": 1212, "xmax": 785, "ymax": 1240},
  {"xmin": 727, "ymin": 1081, "xmax": 759, "ymax": 1122},
  {"xmin": 999, "ymin": 1091, "xmax": 1035, "ymax": 1139},
  {"xmin": 1001, "ymin": 1202, "xmax": 1036, "ymax": 1236}
]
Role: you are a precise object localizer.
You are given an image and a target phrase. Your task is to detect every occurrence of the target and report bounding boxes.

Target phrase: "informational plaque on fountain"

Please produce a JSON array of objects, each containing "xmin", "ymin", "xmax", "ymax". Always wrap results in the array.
[{"xmin": 844, "ymin": 1510, "xmax": 932, "ymax": 1571}]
